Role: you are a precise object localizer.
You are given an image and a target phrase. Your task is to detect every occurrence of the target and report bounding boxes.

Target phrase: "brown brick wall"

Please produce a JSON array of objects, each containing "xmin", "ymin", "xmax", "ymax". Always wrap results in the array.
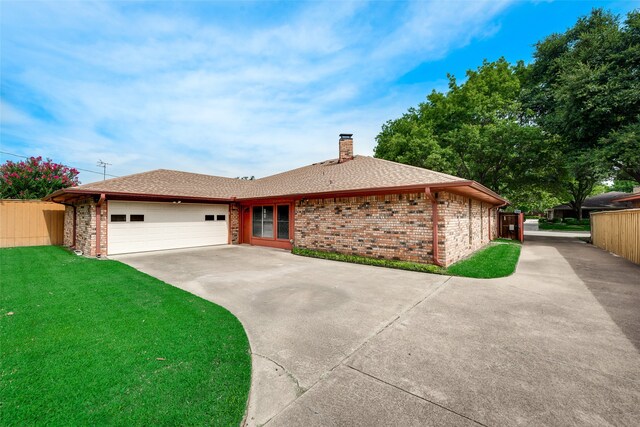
[
  {"xmin": 229, "ymin": 204, "xmax": 240, "ymax": 244},
  {"xmin": 294, "ymin": 193, "xmax": 436, "ymax": 264},
  {"xmin": 294, "ymin": 191, "xmax": 498, "ymax": 267},
  {"xmin": 63, "ymin": 205, "xmax": 74, "ymax": 247},
  {"xmin": 438, "ymin": 192, "xmax": 494, "ymax": 265},
  {"xmin": 64, "ymin": 197, "xmax": 107, "ymax": 257}
]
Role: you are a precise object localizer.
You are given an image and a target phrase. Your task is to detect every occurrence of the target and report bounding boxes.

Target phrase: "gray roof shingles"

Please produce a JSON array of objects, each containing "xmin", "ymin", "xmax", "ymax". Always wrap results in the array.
[{"xmin": 553, "ymin": 191, "xmax": 633, "ymax": 210}]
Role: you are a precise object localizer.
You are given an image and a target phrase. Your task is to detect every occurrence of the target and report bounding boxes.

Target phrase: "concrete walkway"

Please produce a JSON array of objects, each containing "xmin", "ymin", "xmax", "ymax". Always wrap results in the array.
[{"xmin": 114, "ymin": 238, "xmax": 640, "ymax": 426}]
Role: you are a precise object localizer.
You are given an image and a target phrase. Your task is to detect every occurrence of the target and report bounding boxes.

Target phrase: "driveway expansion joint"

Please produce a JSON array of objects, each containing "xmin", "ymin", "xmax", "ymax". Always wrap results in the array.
[
  {"xmin": 264, "ymin": 276, "xmax": 454, "ymax": 424},
  {"xmin": 253, "ymin": 353, "xmax": 306, "ymax": 396},
  {"xmin": 344, "ymin": 364, "xmax": 489, "ymax": 427}
]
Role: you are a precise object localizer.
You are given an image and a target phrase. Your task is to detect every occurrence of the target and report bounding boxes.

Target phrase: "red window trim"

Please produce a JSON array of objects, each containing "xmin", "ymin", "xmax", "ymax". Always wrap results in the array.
[{"xmin": 250, "ymin": 203, "xmax": 293, "ymax": 242}]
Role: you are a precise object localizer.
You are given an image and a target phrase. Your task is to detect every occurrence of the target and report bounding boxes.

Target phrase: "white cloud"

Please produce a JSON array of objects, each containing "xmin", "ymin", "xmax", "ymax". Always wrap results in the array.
[
  {"xmin": 0, "ymin": 101, "xmax": 37, "ymax": 126},
  {"xmin": 1, "ymin": 0, "xmax": 514, "ymax": 183}
]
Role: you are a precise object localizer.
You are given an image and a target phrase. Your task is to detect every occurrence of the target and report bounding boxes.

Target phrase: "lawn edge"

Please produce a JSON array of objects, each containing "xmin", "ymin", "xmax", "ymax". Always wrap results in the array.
[
  {"xmin": 0, "ymin": 245, "xmax": 253, "ymax": 426},
  {"xmin": 291, "ymin": 240, "xmax": 522, "ymax": 279}
]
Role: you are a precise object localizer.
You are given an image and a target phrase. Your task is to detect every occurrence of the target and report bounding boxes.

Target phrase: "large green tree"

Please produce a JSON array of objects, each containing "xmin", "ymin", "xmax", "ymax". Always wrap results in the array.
[
  {"xmin": 522, "ymin": 8, "xmax": 640, "ymax": 217},
  {"xmin": 375, "ymin": 58, "xmax": 557, "ymax": 206}
]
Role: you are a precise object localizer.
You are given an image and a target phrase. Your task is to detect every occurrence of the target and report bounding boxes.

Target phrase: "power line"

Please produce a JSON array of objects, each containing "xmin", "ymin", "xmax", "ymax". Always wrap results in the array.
[
  {"xmin": 97, "ymin": 159, "xmax": 112, "ymax": 181},
  {"xmin": 0, "ymin": 151, "xmax": 119, "ymax": 178}
]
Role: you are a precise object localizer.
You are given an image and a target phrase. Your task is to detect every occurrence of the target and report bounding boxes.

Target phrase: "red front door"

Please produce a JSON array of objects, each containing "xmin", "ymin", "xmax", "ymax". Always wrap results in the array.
[{"xmin": 242, "ymin": 207, "xmax": 251, "ymax": 243}]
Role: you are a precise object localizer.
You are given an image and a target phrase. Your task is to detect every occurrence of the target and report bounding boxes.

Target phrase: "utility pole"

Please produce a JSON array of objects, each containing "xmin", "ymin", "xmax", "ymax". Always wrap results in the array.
[{"xmin": 97, "ymin": 160, "xmax": 112, "ymax": 181}]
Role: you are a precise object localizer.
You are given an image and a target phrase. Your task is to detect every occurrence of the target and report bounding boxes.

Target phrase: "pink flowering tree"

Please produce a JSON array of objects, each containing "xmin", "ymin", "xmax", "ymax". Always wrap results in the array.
[{"xmin": 0, "ymin": 157, "xmax": 80, "ymax": 199}]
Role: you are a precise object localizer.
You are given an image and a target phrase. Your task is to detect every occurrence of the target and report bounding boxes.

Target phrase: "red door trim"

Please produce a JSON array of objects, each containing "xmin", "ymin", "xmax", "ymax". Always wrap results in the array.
[{"xmin": 240, "ymin": 200, "xmax": 294, "ymax": 250}]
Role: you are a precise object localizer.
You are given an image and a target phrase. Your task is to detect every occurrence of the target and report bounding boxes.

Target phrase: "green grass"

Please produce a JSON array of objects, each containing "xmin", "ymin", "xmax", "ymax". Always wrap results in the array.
[
  {"xmin": 291, "ymin": 247, "xmax": 444, "ymax": 273},
  {"xmin": 446, "ymin": 239, "xmax": 522, "ymax": 278},
  {"xmin": 538, "ymin": 222, "xmax": 591, "ymax": 231},
  {"xmin": 292, "ymin": 239, "xmax": 522, "ymax": 279},
  {"xmin": 0, "ymin": 246, "xmax": 251, "ymax": 426}
]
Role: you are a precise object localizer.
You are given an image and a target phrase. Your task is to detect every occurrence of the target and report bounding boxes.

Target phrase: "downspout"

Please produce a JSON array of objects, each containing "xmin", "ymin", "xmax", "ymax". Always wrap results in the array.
[
  {"xmin": 95, "ymin": 193, "xmax": 106, "ymax": 257},
  {"xmin": 425, "ymin": 187, "xmax": 443, "ymax": 267},
  {"xmin": 488, "ymin": 207, "xmax": 491, "ymax": 241}
]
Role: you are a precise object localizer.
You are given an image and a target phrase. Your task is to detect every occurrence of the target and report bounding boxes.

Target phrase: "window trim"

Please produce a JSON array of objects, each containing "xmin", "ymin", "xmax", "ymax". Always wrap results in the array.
[
  {"xmin": 250, "ymin": 203, "xmax": 291, "ymax": 241},
  {"xmin": 110, "ymin": 214, "xmax": 126, "ymax": 223}
]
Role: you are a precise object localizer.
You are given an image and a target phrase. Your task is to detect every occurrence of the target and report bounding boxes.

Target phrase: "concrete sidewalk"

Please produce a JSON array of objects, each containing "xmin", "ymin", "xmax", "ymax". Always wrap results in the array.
[{"xmin": 116, "ymin": 238, "xmax": 640, "ymax": 426}]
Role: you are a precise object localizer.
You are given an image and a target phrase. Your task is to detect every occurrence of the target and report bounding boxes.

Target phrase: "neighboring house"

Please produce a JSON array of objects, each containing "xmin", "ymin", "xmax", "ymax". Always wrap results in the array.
[
  {"xmin": 614, "ymin": 187, "xmax": 640, "ymax": 208},
  {"xmin": 44, "ymin": 134, "xmax": 506, "ymax": 267},
  {"xmin": 547, "ymin": 191, "xmax": 633, "ymax": 220}
]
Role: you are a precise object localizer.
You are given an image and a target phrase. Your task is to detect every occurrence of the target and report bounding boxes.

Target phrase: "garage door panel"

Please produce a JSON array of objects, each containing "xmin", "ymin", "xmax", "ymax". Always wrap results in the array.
[{"xmin": 108, "ymin": 201, "xmax": 229, "ymax": 255}]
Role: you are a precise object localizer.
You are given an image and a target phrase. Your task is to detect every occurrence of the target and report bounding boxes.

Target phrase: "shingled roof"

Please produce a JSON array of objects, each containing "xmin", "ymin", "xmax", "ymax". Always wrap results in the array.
[
  {"xmin": 242, "ymin": 155, "xmax": 465, "ymax": 198},
  {"xmin": 553, "ymin": 191, "xmax": 633, "ymax": 210},
  {"xmin": 69, "ymin": 169, "xmax": 253, "ymax": 200},
  {"xmin": 45, "ymin": 155, "xmax": 505, "ymax": 204}
]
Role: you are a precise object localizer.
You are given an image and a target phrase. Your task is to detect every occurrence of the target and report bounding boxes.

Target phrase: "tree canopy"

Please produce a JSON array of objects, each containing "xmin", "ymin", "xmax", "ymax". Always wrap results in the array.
[
  {"xmin": 521, "ymin": 8, "xmax": 639, "ymax": 217},
  {"xmin": 374, "ymin": 8, "xmax": 639, "ymax": 218},
  {"xmin": 374, "ymin": 58, "xmax": 558, "ymax": 206},
  {"xmin": 0, "ymin": 157, "xmax": 80, "ymax": 199}
]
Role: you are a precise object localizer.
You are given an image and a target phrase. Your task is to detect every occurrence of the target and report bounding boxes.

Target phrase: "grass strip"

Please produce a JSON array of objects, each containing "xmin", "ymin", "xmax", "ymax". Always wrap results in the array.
[
  {"xmin": 538, "ymin": 223, "xmax": 591, "ymax": 231},
  {"xmin": 293, "ymin": 238, "xmax": 522, "ymax": 279},
  {"xmin": 446, "ymin": 239, "xmax": 522, "ymax": 278},
  {"xmin": 292, "ymin": 247, "xmax": 444, "ymax": 274}
]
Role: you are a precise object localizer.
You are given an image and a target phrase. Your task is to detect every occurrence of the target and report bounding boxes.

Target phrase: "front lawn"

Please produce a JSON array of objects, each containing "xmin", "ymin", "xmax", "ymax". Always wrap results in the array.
[
  {"xmin": 538, "ymin": 222, "xmax": 591, "ymax": 231},
  {"xmin": 0, "ymin": 246, "xmax": 251, "ymax": 426},
  {"xmin": 538, "ymin": 218, "xmax": 591, "ymax": 231},
  {"xmin": 293, "ymin": 238, "xmax": 522, "ymax": 279}
]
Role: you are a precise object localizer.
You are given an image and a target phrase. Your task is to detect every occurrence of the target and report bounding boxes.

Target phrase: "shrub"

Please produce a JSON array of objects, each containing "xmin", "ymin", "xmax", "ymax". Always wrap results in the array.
[
  {"xmin": 0, "ymin": 157, "xmax": 79, "ymax": 199},
  {"xmin": 292, "ymin": 247, "xmax": 444, "ymax": 274}
]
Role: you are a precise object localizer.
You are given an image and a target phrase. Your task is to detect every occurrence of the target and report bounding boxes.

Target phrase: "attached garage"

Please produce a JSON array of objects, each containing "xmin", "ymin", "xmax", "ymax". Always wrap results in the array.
[{"xmin": 107, "ymin": 201, "xmax": 229, "ymax": 255}]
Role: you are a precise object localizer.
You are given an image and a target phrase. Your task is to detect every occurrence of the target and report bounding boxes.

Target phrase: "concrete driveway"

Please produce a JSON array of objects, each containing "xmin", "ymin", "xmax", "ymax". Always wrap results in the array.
[{"xmin": 114, "ymin": 237, "xmax": 640, "ymax": 426}]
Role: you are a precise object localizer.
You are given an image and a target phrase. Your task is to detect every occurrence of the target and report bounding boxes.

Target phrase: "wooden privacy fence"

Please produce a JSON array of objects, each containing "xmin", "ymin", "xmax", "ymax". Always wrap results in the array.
[
  {"xmin": 0, "ymin": 200, "xmax": 65, "ymax": 248},
  {"xmin": 591, "ymin": 209, "xmax": 640, "ymax": 265}
]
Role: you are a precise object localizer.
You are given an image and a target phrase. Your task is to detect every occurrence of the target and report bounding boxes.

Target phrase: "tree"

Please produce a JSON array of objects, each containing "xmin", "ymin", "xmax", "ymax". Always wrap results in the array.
[
  {"xmin": 560, "ymin": 151, "xmax": 609, "ymax": 219},
  {"xmin": 610, "ymin": 178, "xmax": 639, "ymax": 193},
  {"xmin": 375, "ymin": 58, "xmax": 558, "ymax": 207},
  {"xmin": 522, "ymin": 8, "xmax": 640, "ymax": 218},
  {"xmin": 0, "ymin": 157, "xmax": 80, "ymax": 199}
]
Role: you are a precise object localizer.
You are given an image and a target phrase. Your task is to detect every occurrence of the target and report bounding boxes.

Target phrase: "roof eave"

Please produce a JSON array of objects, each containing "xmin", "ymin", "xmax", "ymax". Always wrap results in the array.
[
  {"xmin": 44, "ymin": 180, "xmax": 508, "ymax": 206},
  {"xmin": 237, "ymin": 180, "xmax": 507, "ymax": 205},
  {"xmin": 43, "ymin": 188, "xmax": 234, "ymax": 204},
  {"xmin": 614, "ymin": 194, "xmax": 640, "ymax": 203}
]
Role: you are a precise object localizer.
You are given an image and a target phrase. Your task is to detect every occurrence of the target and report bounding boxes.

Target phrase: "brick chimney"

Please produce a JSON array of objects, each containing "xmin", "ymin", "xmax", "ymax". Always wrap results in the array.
[{"xmin": 338, "ymin": 133, "xmax": 353, "ymax": 163}]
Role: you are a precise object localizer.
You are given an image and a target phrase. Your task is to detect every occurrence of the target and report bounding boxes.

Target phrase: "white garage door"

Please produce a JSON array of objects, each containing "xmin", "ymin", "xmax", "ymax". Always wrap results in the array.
[{"xmin": 107, "ymin": 201, "xmax": 229, "ymax": 255}]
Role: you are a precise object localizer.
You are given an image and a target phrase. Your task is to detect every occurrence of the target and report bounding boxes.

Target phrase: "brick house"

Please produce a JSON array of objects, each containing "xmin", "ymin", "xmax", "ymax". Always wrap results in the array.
[
  {"xmin": 45, "ymin": 134, "xmax": 506, "ymax": 267},
  {"xmin": 614, "ymin": 187, "xmax": 640, "ymax": 208}
]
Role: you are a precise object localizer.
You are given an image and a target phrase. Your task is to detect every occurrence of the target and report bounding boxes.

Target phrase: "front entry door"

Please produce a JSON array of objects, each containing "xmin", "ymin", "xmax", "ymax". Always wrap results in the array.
[{"xmin": 242, "ymin": 207, "xmax": 251, "ymax": 243}]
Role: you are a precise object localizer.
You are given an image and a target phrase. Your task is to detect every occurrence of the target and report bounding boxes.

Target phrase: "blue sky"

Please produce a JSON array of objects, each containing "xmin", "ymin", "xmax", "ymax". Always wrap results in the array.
[{"xmin": 1, "ymin": 0, "xmax": 638, "ymax": 184}]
